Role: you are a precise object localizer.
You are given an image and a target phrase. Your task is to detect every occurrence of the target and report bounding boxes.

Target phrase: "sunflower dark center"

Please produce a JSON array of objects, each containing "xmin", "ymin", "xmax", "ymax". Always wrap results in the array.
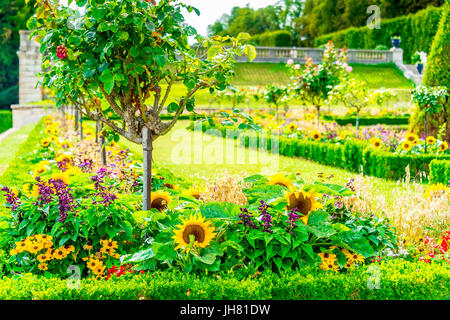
[
  {"xmin": 182, "ymin": 225, "xmax": 206, "ymax": 244},
  {"xmin": 288, "ymin": 193, "xmax": 312, "ymax": 216},
  {"xmin": 151, "ymin": 197, "xmax": 167, "ymax": 211}
]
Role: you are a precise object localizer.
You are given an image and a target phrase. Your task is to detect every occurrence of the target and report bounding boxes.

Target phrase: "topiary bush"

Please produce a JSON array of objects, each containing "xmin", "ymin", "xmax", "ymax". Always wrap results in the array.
[
  {"xmin": 252, "ymin": 30, "xmax": 293, "ymax": 47},
  {"xmin": 429, "ymin": 159, "xmax": 450, "ymax": 184}
]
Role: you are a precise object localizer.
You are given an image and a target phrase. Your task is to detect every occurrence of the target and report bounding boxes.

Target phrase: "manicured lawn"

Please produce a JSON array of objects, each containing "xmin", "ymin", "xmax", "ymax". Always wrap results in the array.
[
  {"xmin": 87, "ymin": 120, "xmax": 414, "ymax": 199},
  {"xmin": 0, "ymin": 124, "xmax": 34, "ymax": 176}
]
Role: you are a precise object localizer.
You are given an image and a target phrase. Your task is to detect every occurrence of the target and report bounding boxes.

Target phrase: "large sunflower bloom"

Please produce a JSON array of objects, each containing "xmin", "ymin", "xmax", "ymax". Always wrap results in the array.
[
  {"xmin": 268, "ymin": 174, "xmax": 294, "ymax": 190},
  {"xmin": 150, "ymin": 191, "xmax": 172, "ymax": 211},
  {"xmin": 173, "ymin": 214, "xmax": 216, "ymax": 252},
  {"xmin": 285, "ymin": 187, "xmax": 323, "ymax": 224}
]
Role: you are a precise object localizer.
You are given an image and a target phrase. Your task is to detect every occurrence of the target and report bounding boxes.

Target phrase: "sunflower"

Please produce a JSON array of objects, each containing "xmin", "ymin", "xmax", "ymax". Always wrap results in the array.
[
  {"xmin": 426, "ymin": 136, "xmax": 436, "ymax": 145},
  {"xmin": 268, "ymin": 174, "xmax": 294, "ymax": 190},
  {"xmin": 51, "ymin": 172, "xmax": 69, "ymax": 185},
  {"xmin": 370, "ymin": 137, "xmax": 383, "ymax": 149},
  {"xmin": 400, "ymin": 141, "xmax": 413, "ymax": 152},
  {"xmin": 310, "ymin": 130, "xmax": 322, "ymax": 141},
  {"xmin": 287, "ymin": 123, "xmax": 297, "ymax": 132},
  {"xmin": 173, "ymin": 214, "xmax": 216, "ymax": 252},
  {"xmin": 424, "ymin": 183, "xmax": 448, "ymax": 199},
  {"xmin": 405, "ymin": 132, "xmax": 419, "ymax": 145},
  {"xmin": 150, "ymin": 191, "xmax": 172, "ymax": 211},
  {"xmin": 41, "ymin": 138, "xmax": 51, "ymax": 148},
  {"xmin": 184, "ymin": 187, "xmax": 202, "ymax": 200},
  {"xmin": 439, "ymin": 141, "xmax": 448, "ymax": 153},
  {"xmin": 304, "ymin": 113, "xmax": 315, "ymax": 121},
  {"xmin": 285, "ymin": 188, "xmax": 323, "ymax": 224}
]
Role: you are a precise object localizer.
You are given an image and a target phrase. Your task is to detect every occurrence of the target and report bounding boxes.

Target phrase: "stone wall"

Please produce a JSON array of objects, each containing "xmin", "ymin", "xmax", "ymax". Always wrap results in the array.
[{"xmin": 18, "ymin": 30, "xmax": 43, "ymax": 104}]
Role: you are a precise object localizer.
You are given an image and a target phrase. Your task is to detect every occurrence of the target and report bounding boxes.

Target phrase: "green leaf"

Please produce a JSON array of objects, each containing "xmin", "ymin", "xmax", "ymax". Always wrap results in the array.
[
  {"xmin": 244, "ymin": 45, "xmax": 257, "ymax": 62},
  {"xmin": 154, "ymin": 55, "xmax": 166, "ymax": 67},
  {"xmin": 199, "ymin": 202, "xmax": 240, "ymax": 219},
  {"xmin": 121, "ymin": 248, "xmax": 154, "ymax": 263},
  {"xmin": 207, "ymin": 45, "xmax": 223, "ymax": 60},
  {"xmin": 167, "ymin": 102, "xmax": 179, "ymax": 113},
  {"xmin": 306, "ymin": 211, "xmax": 337, "ymax": 239},
  {"xmin": 195, "ymin": 253, "xmax": 216, "ymax": 265}
]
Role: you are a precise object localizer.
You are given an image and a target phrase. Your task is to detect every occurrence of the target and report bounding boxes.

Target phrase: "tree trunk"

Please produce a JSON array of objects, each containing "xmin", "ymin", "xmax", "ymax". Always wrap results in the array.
[
  {"xmin": 74, "ymin": 109, "xmax": 79, "ymax": 131},
  {"xmin": 276, "ymin": 104, "xmax": 279, "ymax": 123},
  {"xmin": 99, "ymin": 121, "xmax": 107, "ymax": 166},
  {"xmin": 356, "ymin": 109, "xmax": 360, "ymax": 138},
  {"xmin": 316, "ymin": 106, "xmax": 321, "ymax": 127},
  {"xmin": 95, "ymin": 120, "xmax": 99, "ymax": 144},
  {"xmin": 142, "ymin": 127, "xmax": 153, "ymax": 211},
  {"xmin": 79, "ymin": 117, "xmax": 83, "ymax": 141},
  {"xmin": 424, "ymin": 110, "xmax": 428, "ymax": 153}
]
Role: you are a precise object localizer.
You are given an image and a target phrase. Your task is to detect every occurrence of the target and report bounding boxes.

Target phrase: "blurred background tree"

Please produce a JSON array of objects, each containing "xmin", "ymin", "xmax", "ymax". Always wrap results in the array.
[{"xmin": 0, "ymin": 0, "xmax": 35, "ymax": 109}]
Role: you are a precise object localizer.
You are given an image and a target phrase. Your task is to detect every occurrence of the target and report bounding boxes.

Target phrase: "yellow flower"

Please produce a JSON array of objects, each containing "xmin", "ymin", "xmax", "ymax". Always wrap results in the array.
[
  {"xmin": 346, "ymin": 252, "xmax": 365, "ymax": 265},
  {"xmin": 38, "ymin": 263, "xmax": 48, "ymax": 271},
  {"xmin": 424, "ymin": 183, "xmax": 448, "ymax": 199},
  {"xmin": 184, "ymin": 186, "xmax": 203, "ymax": 200},
  {"xmin": 285, "ymin": 187, "xmax": 323, "ymax": 225},
  {"xmin": 37, "ymin": 253, "xmax": 51, "ymax": 263},
  {"xmin": 370, "ymin": 137, "xmax": 383, "ymax": 149},
  {"xmin": 53, "ymin": 248, "xmax": 68, "ymax": 260},
  {"xmin": 51, "ymin": 172, "xmax": 69, "ymax": 185},
  {"xmin": 439, "ymin": 141, "xmax": 448, "ymax": 152},
  {"xmin": 9, "ymin": 249, "xmax": 18, "ymax": 256},
  {"xmin": 268, "ymin": 174, "xmax": 294, "ymax": 190},
  {"xmin": 41, "ymin": 138, "xmax": 51, "ymax": 148},
  {"xmin": 173, "ymin": 214, "xmax": 216, "ymax": 252},
  {"xmin": 310, "ymin": 130, "xmax": 322, "ymax": 141},
  {"xmin": 405, "ymin": 132, "xmax": 419, "ymax": 145},
  {"xmin": 400, "ymin": 141, "xmax": 413, "ymax": 152},
  {"xmin": 426, "ymin": 136, "xmax": 436, "ymax": 145},
  {"xmin": 101, "ymin": 239, "xmax": 118, "ymax": 250},
  {"xmin": 31, "ymin": 185, "xmax": 40, "ymax": 198},
  {"xmin": 150, "ymin": 191, "xmax": 172, "ymax": 211}
]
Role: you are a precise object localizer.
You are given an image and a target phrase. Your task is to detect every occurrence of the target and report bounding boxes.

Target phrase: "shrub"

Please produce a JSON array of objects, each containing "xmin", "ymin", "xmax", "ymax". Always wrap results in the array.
[
  {"xmin": 315, "ymin": 7, "xmax": 443, "ymax": 64},
  {"xmin": 323, "ymin": 115, "xmax": 410, "ymax": 126},
  {"xmin": 0, "ymin": 260, "xmax": 447, "ymax": 300},
  {"xmin": 0, "ymin": 111, "xmax": 12, "ymax": 134},
  {"xmin": 252, "ymin": 30, "xmax": 293, "ymax": 47},
  {"xmin": 429, "ymin": 159, "xmax": 450, "ymax": 184}
]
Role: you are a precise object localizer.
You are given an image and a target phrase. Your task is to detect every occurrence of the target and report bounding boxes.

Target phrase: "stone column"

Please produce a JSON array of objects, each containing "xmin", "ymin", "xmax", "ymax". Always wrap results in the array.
[
  {"xmin": 391, "ymin": 48, "xmax": 404, "ymax": 67},
  {"xmin": 18, "ymin": 30, "xmax": 42, "ymax": 104}
]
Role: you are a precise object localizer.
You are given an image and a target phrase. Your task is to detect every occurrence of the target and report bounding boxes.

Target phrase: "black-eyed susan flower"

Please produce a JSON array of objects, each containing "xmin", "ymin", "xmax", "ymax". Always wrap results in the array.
[
  {"xmin": 347, "ymin": 253, "xmax": 365, "ymax": 265},
  {"xmin": 53, "ymin": 248, "xmax": 67, "ymax": 260},
  {"xmin": 268, "ymin": 174, "xmax": 294, "ymax": 190},
  {"xmin": 173, "ymin": 214, "xmax": 216, "ymax": 252},
  {"xmin": 38, "ymin": 263, "xmax": 48, "ymax": 271},
  {"xmin": 150, "ymin": 191, "xmax": 172, "ymax": 211},
  {"xmin": 41, "ymin": 138, "xmax": 51, "ymax": 148}
]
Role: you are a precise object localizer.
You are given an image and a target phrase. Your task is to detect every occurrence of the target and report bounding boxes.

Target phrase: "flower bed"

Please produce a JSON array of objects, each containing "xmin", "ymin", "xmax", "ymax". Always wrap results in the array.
[{"xmin": 0, "ymin": 115, "xmax": 448, "ymax": 300}]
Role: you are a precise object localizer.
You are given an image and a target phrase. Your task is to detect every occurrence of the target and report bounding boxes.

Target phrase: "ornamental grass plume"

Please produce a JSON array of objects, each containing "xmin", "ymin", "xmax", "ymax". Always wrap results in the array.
[
  {"xmin": 342, "ymin": 170, "xmax": 449, "ymax": 245},
  {"xmin": 200, "ymin": 172, "xmax": 248, "ymax": 206}
]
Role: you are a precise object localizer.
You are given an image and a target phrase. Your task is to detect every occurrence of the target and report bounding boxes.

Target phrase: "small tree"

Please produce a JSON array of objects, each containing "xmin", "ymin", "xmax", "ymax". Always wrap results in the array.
[
  {"xmin": 288, "ymin": 41, "xmax": 348, "ymax": 126},
  {"xmin": 411, "ymin": 86, "xmax": 448, "ymax": 151},
  {"xmin": 28, "ymin": 0, "xmax": 255, "ymax": 210},
  {"xmin": 263, "ymin": 84, "xmax": 288, "ymax": 122},
  {"xmin": 328, "ymin": 79, "xmax": 393, "ymax": 136}
]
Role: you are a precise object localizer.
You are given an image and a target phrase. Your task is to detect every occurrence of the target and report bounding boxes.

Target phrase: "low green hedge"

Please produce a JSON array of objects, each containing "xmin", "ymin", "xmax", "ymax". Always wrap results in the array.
[
  {"xmin": 0, "ymin": 260, "xmax": 447, "ymax": 300},
  {"xmin": 187, "ymin": 122, "xmax": 450, "ymax": 181},
  {"xmin": 0, "ymin": 111, "xmax": 12, "ymax": 134},
  {"xmin": 323, "ymin": 115, "xmax": 410, "ymax": 126},
  {"xmin": 429, "ymin": 159, "xmax": 450, "ymax": 185}
]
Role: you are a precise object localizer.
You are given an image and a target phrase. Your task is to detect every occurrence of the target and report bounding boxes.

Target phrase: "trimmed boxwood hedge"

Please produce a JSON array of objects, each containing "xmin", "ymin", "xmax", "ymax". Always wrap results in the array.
[
  {"xmin": 315, "ymin": 6, "xmax": 443, "ymax": 64},
  {"xmin": 0, "ymin": 260, "xmax": 448, "ymax": 300},
  {"xmin": 187, "ymin": 122, "xmax": 450, "ymax": 181},
  {"xmin": 323, "ymin": 115, "xmax": 410, "ymax": 126},
  {"xmin": 0, "ymin": 110, "xmax": 12, "ymax": 134},
  {"xmin": 429, "ymin": 159, "xmax": 450, "ymax": 185}
]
